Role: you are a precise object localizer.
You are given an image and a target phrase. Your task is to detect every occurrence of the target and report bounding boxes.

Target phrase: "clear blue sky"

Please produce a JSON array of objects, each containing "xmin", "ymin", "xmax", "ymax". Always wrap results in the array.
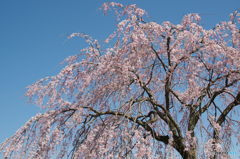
[{"xmin": 0, "ymin": 0, "xmax": 239, "ymax": 145}]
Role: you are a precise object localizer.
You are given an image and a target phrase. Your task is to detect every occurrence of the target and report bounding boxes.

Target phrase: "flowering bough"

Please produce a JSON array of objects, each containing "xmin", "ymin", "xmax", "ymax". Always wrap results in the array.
[{"xmin": 1, "ymin": 2, "xmax": 240, "ymax": 159}]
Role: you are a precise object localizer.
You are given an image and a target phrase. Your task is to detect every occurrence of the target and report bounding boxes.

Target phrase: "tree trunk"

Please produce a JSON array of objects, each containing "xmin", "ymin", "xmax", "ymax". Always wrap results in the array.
[
  {"xmin": 172, "ymin": 137, "xmax": 197, "ymax": 159},
  {"xmin": 183, "ymin": 150, "xmax": 197, "ymax": 159}
]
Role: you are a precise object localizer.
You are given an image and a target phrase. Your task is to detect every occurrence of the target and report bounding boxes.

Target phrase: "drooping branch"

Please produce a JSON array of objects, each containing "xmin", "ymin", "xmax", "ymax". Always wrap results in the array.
[
  {"xmin": 151, "ymin": 45, "xmax": 167, "ymax": 72},
  {"xmin": 131, "ymin": 70, "xmax": 183, "ymax": 138},
  {"xmin": 188, "ymin": 77, "xmax": 240, "ymax": 131},
  {"xmin": 217, "ymin": 92, "xmax": 240, "ymax": 125},
  {"xmin": 82, "ymin": 106, "xmax": 170, "ymax": 144}
]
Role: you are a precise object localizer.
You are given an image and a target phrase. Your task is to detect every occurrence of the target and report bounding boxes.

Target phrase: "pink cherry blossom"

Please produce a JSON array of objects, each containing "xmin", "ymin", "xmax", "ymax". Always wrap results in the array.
[{"xmin": 1, "ymin": 3, "xmax": 240, "ymax": 159}]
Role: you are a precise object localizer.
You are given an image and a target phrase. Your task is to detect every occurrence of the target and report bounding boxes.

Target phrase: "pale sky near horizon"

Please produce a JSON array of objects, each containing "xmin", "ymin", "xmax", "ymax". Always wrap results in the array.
[{"xmin": 0, "ymin": 0, "xmax": 239, "ymax": 155}]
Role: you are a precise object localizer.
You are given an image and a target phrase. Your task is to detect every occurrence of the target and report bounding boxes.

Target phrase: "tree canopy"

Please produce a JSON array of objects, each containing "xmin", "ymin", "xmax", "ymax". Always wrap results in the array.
[{"xmin": 1, "ymin": 2, "xmax": 240, "ymax": 159}]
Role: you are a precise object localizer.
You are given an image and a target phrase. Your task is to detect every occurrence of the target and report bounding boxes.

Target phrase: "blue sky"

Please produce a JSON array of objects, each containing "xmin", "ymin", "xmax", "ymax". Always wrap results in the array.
[{"xmin": 0, "ymin": 0, "xmax": 239, "ymax": 147}]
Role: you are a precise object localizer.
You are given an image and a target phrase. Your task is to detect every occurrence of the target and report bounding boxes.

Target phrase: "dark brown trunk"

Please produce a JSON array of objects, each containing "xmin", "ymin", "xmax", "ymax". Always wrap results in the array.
[{"xmin": 182, "ymin": 150, "xmax": 197, "ymax": 159}]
